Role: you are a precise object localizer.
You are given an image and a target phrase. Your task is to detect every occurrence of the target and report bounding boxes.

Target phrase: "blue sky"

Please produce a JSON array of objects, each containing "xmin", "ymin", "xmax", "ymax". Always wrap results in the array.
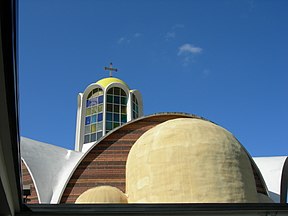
[{"xmin": 19, "ymin": 0, "xmax": 288, "ymax": 156}]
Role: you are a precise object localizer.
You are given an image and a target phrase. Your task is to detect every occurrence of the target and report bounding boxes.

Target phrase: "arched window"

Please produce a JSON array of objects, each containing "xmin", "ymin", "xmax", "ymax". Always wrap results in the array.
[
  {"xmin": 132, "ymin": 94, "xmax": 139, "ymax": 119},
  {"xmin": 84, "ymin": 88, "xmax": 104, "ymax": 143},
  {"xmin": 106, "ymin": 87, "xmax": 127, "ymax": 133}
]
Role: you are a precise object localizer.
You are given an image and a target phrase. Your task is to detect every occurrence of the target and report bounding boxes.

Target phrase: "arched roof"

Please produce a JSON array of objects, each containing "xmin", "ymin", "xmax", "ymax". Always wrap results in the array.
[
  {"xmin": 59, "ymin": 112, "xmax": 269, "ymax": 203},
  {"xmin": 20, "ymin": 137, "xmax": 84, "ymax": 203},
  {"xmin": 20, "ymin": 113, "xmax": 285, "ymax": 204},
  {"xmin": 96, "ymin": 77, "xmax": 129, "ymax": 89}
]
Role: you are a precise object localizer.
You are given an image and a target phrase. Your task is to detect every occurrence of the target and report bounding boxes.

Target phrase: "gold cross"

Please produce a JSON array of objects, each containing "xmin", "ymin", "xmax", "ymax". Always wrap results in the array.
[{"xmin": 104, "ymin": 63, "xmax": 118, "ymax": 77}]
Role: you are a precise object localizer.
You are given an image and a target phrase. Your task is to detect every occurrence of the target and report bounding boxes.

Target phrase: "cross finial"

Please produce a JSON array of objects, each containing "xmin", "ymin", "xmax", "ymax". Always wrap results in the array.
[{"xmin": 104, "ymin": 63, "xmax": 118, "ymax": 77}]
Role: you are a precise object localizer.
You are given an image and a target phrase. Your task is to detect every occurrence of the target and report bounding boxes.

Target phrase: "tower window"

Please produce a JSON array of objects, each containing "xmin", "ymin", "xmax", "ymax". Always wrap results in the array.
[
  {"xmin": 132, "ymin": 94, "xmax": 139, "ymax": 119},
  {"xmin": 84, "ymin": 88, "xmax": 104, "ymax": 143},
  {"xmin": 106, "ymin": 87, "xmax": 127, "ymax": 133}
]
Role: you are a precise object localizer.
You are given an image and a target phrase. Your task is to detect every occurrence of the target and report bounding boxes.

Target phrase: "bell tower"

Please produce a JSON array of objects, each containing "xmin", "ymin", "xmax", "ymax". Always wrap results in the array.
[{"xmin": 75, "ymin": 64, "xmax": 143, "ymax": 152}]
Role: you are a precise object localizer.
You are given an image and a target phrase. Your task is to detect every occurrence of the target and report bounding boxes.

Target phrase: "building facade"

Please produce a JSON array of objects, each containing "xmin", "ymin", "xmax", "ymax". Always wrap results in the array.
[{"xmin": 20, "ymin": 75, "xmax": 288, "ymax": 205}]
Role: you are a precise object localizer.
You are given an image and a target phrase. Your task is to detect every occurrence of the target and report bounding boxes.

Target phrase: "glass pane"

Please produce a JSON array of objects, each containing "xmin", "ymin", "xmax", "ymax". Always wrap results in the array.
[
  {"xmin": 106, "ymin": 121, "xmax": 113, "ymax": 130},
  {"xmin": 97, "ymin": 121, "xmax": 103, "ymax": 131},
  {"xmin": 86, "ymin": 100, "xmax": 91, "ymax": 107},
  {"xmin": 85, "ymin": 116, "xmax": 91, "ymax": 125},
  {"xmin": 114, "ymin": 113, "xmax": 119, "ymax": 122},
  {"xmin": 84, "ymin": 135, "xmax": 90, "ymax": 143},
  {"xmin": 107, "ymin": 103, "xmax": 112, "ymax": 112},
  {"xmin": 107, "ymin": 88, "xmax": 113, "ymax": 94},
  {"xmin": 98, "ymin": 113, "xmax": 103, "ymax": 121},
  {"xmin": 98, "ymin": 89, "xmax": 103, "ymax": 95},
  {"xmin": 90, "ymin": 97, "xmax": 98, "ymax": 106},
  {"xmin": 97, "ymin": 131, "xmax": 103, "ymax": 139},
  {"xmin": 114, "ymin": 122, "xmax": 120, "ymax": 128},
  {"xmin": 88, "ymin": 91, "xmax": 92, "ymax": 99},
  {"xmin": 107, "ymin": 112, "xmax": 112, "ymax": 121},
  {"xmin": 91, "ymin": 115, "xmax": 97, "ymax": 123},
  {"xmin": 86, "ymin": 108, "xmax": 91, "ymax": 115},
  {"xmin": 98, "ymin": 104, "xmax": 103, "ymax": 112},
  {"xmin": 133, "ymin": 112, "xmax": 136, "ymax": 119},
  {"xmin": 97, "ymin": 122, "xmax": 103, "ymax": 131},
  {"xmin": 85, "ymin": 125, "xmax": 91, "ymax": 134},
  {"xmin": 114, "ymin": 87, "xmax": 120, "ymax": 95},
  {"xmin": 114, "ymin": 96, "xmax": 120, "ymax": 104},
  {"xmin": 121, "ymin": 114, "xmax": 127, "ymax": 123},
  {"xmin": 121, "ymin": 97, "xmax": 127, "ymax": 105},
  {"xmin": 120, "ymin": 89, "xmax": 126, "ymax": 96},
  {"xmin": 91, "ymin": 124, "xmax": 96, "ymax": 132},
  {"xmin": 98, "ymin": 95, "xmax": 103, "ymax": 104},
  {"xmin": 93, "ymin": 88, "xmax": 98, "ymax": 95},
  {"xmin": 91, "ymin": 133, "xmax": 96, "ymax": 142},
  {"xmin": 114, "ymin": 105, "xmax": 119, "ymax": 113},
  {"xmin": 107, "ymin": 95, "xmax": 113, "ymax": 103},
  {"xmin": 121, "ymin": 106, "xmax": 126, "ymax": 114},
  {"xmin": 91, "ymin": 106, "xmax": 97, "ymax": 114},
  {"xmin": 133, "ymin": 103, "xmax": 135, "ymax": 110}
]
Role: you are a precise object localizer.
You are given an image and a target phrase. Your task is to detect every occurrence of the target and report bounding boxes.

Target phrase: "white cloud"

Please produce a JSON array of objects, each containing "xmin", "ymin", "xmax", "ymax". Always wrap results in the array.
[
  {"xmin": 164, "ymin": 24, "xmax": 184, "ymax": 41},
  {"xmin": 117, "ymin": 37, "xmax": 125, "ymax": 44},
  {"xmin": 117, "ymin": 33, "xmax": 141, "ymax": 44},
  {"xmin": 165, "ymin": 32, "xmax": 176, "ymax": 40},
  {"xmin": 172, "ymin": 24, "xmax": 184, "ymax": 29},
  {"xmin": 178, "ymin": 44, "xmax": 203, "ymax": 56},
  {"xmin": 134, "ymin": 33, "xmax": 142, "ymax": 38},
  {"xmin": 117, "ymin": 37, "xmax": 131, "ymax": 44}
]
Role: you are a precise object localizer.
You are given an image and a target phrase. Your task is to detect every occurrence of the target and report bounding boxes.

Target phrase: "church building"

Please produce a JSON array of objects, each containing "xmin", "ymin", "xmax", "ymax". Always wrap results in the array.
[
  {"xmin": 1, "ymin": 2, "xmax": 287, "ymax": 214},
  {"xmin": 20, "ymin": 64, "xmax": 288, "ymax": 205}
]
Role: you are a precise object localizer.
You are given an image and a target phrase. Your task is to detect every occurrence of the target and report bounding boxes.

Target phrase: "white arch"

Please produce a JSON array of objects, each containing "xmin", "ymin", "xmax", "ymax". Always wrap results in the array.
[{"xmin": 21, "ymin": 157, "xmax": 40, "ymax": 203}]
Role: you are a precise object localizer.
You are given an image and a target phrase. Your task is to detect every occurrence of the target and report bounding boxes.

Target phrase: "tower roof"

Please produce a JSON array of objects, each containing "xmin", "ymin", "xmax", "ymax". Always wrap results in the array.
[{"xmin": 96, "ymin": 77, "xmax": 129, "ymax": 89}]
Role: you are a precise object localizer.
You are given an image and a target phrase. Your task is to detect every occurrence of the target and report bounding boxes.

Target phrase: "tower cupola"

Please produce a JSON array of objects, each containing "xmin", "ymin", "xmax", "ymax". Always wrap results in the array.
[{"xmin": 75, "ymin": 64, "xmax": 143, "ymax": 152}]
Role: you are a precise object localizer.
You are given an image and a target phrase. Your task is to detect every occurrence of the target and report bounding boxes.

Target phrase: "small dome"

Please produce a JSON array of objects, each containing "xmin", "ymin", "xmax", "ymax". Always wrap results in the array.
[
  {"xmin": 75, "ymin": 186, "xmax": 128, "ymax": 203},
  {"xmin": 126, "ymin": 118, "xmax": 258, "ymax": 203},
  {"xmin": 96, "ymin": 77, "xmax": 129, "ymax": 89}
]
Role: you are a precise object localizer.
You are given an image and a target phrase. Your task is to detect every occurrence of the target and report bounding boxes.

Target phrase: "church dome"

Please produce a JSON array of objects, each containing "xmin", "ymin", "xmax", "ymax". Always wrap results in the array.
[
  {"xmin": 96, "ymin": 77, "xmax": 129, "ymax": 89},
  {"xmin": 126, "ymin": 118, "xmax": 259, "ymax": 203},
  {"xmin": 75, "ymin": 186, "xmax": 128, "ymax": 203}
]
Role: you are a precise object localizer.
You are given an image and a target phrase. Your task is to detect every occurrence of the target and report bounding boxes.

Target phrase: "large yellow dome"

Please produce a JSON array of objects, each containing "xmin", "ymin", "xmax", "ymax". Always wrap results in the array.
[
  {"xmin": 96, "ymin": 77, "xmax": 129, "ymax": 89},
  {"xmin": 126, "ymin": 118, "xmax": 258, "ymax": 203}
]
